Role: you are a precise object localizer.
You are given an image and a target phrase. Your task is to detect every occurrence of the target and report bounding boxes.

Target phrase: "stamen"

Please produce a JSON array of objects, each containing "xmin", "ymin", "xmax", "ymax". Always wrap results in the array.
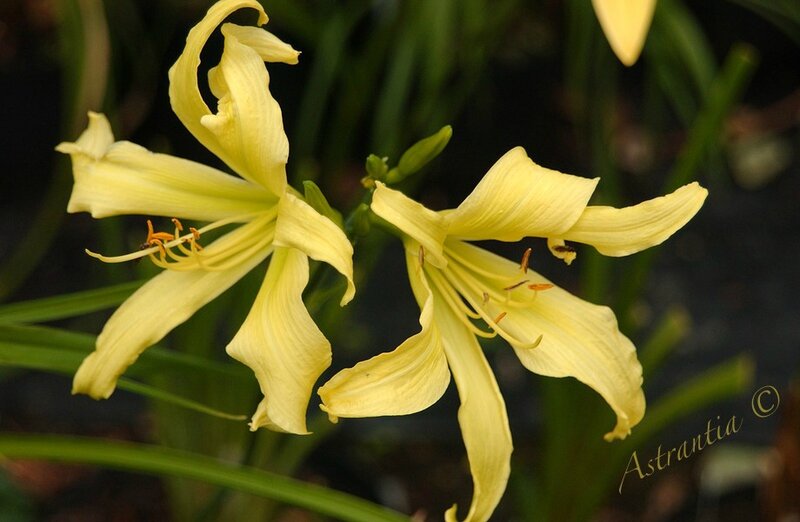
[
  {"xmin": 520, "ymin": 247, "xmax": 532, "ymax": 273},
  {"xmin": 171, "ymin": 218, "xmax": 184, "ymax": 232},
  {"xmin": 427, "ymin": 267, "xmax": 481, "ymax": 320},
  {"xmin": 494, "ymin": 311, "xmax": 507, "ymax": 324},
  {"xmin": 445, "ymin": 243, "xmax": 514, "ymax": 283},
  {"xmin": 426, "ymin": 269, "xmax": 495, "ymax": 338},
  {"xmin": 146, "ymin": 219, "xmax": 175, "ymax": 243},
  {"xmin": 444, "ymin": 265, "xmax": 542, "ymax": 349},
  {"xmin": 503, "ymin": 280, "xmax": 529, "ymax": 291},
  {"xmin": 517, "ymin": 334, "xmax": 543, "ymax": 350},
  {"xmin": 446, "ymin": 258, "xmax": 530, "ymax": 309},
  {"xmin": 85, "ymin": 212, "xmax": 269, "ymax": 267},
  {"xmin": 528, "ymin": 283, "xmax": 554, "ymax": 292},
  {"xmin": 150, "ymin": 238, "xmax": 167, "ymax": 257}
]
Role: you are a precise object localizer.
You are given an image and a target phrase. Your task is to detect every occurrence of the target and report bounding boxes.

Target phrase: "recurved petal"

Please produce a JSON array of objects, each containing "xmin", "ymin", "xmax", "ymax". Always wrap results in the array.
[
  {"xmin": 226, "ymin": 247, "xmax": 329, "ymax": 434},
  {"xmin": 199, "ymin": 24, "xmax": 289, "ymax": 196},
  {"xmin": 436, "ymin": 296, "xmax": 512, "ymax": 522},
  {"xmin": 168, "ymin": 0, "xmax": 290, "ymax": 196},
  {"xmin": 317, "ymin": 275, "xmax": 449, "ymax": 419},
  {"xmin": 274, "ymin": 193, "xmax": 355, "ymax": 305},
  {"xmin": 592, "ymin": 0, "xmax": 657, "ymax": 66},
  {"xmin": 168, "ymin": 0, "xmax": 265, "ymax": 165},
  {"xmin": 444, "ymin": 147, "xmax": 599, "ymax": 242},
  {"xmin": 508, "ymin": 287, "xmax": 645, "ymax": 440},
  {"xmin": 371, "ymin": 182, "xmax": 448, "ymax": 268},
  {"xmin": 220, "ymin": 23, "xmax": 300, "ymax": 64},
  {"xmin": 73, "ymin": 218, "xmax": 272, "ymax": 399},
  {"xmin": 447, "ymin": 241, "xmax": 644, "ymax": 441},
  {"xmin": 55, "ymin": 111, "xmax": 113, "ymax": 159},
  {"xmin": 57, "ymin": 115, "xmax": 273, "ymax": 220},
  {"xmin": 558, "ymin": 182, "xmax": 708, "ymax": 257}
]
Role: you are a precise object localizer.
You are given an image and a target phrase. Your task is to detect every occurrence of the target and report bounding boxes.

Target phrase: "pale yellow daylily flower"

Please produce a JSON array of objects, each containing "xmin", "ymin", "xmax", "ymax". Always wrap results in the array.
[
  {"xmin": 319, "ymin": 147, "xmax": 707, "ymax": 521},
  {"xmin": 56, "ymin": 0, "xmax": 354, "ymax": 435},
  {"xmin": 592, "ymin": 0, "xmax": 657, "ymax": 66}
]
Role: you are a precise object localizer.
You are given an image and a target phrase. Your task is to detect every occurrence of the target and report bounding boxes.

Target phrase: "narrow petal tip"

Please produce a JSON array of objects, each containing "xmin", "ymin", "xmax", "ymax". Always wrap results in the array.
[
  {"xmin": 72, "ymin": 355, "xmax": 116, "ymax": 400},
  {"xmin": 318, "ymin": 404, "xmax": 340, "ymax": 424},
  {"xmin": 249, "ymin": 399, "xmax": 311, "ymax": 435},
  {"xmin": 592, "ymin": 0, "xmax": 657, "ymax": 66}
]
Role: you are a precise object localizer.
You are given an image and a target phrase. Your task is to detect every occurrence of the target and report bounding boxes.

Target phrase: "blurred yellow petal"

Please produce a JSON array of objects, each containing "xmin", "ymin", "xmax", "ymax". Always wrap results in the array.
[
  {"xmin": 437, "ymin": 297, "xmax": 512, "ymax": 522},
  {"xmin": 444, "ymin": 147, "xmax": 598, "ymax": 242},
  {"xmin": 274, "ymin": 193, "xmax": 355, "ymax": 305},
  {"xmin": 371, "ymin": 181, "xmax": 448, "ymax": 268},
  {"xmin": 226, "ymin": 247, "xmax": 329, "ymax": 434},
  {"xmin": 559, "ymin": 182, "xmax": 708, "ymax": 257},
  {"xmin": 592, "ymin": 0, "xmax": 657, "ymax": 66},
  {"xmin": 318, "ymin": 277, "xmax": 449, "ymax": 419},
  {"xmin": 73, "ymin": 217, "xmax": 274, "ymax": 399},
  {"xmin": 58, "ymin": 114, "xmax": 273, "ymax": 220}
]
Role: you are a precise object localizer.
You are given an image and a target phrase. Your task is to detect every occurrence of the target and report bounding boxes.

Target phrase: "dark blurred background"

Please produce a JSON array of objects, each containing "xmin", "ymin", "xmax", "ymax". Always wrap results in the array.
[{"xmin": 1, "ymin": 0, "xmax": 799, "ymax": 520}]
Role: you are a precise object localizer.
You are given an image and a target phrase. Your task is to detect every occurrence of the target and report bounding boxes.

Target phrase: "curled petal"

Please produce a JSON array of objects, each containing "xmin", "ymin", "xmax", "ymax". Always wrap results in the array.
[
  {"xmin": 547, "ymin": 238, "xmax": 577, "ymax": 265},
  {"xmin": 371, "ymin": 182, "xmax": 448, "ymax": 268},
  {"xmin": 221, "ymin": 24, "xmax": 300, "ymax": 64},
  {"xmin": 318, "ymin": 274, "xmax": 449, "ymax": 420},
  {"xmin": 73, "ymin": 218, "xmax": 273, "ymax": 399},
  {"xmin": 200, "ymin": 24, "xmax": 289, "ymax": 195},
  {"xmin": 55, "ymin": 111, "xmax": 113, "ymax": 159},
  {"xmin": 444, "ymin": 147, "xmax": 598, "ymax": 242},
  {"xmin": 592, "ymin": 0, "xmax": 657, "ymax": 66},
  {"xmin": 436, "ymin": 293, "xmax": 512, "ymax": 522},
  {"xmin": 274, "ymin": 193, "xmax": 355, "ymax": 305},
  {"xmin": 226, "ymin": 247, "xmax": 330, "ymax": 434},
  {"xmin": 168, "ymin": 0, "xmax": 291, "ymax": 195},
  {"xmin": 168, "ymin": 0, "xmax": 265, "ymax": 161},
  {"xmin": 558, "ymin": 182, "xmax": 708, "ymax": 257},
  {"xmin": 57, "ymin": 113, "xmax": 273, "ymax": 220}
]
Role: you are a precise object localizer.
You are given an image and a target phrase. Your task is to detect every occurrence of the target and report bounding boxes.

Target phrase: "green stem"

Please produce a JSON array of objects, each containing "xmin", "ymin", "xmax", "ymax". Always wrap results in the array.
[{"xmin": 0, "ymin": 435, "xmax": 409, "ymax": 522}]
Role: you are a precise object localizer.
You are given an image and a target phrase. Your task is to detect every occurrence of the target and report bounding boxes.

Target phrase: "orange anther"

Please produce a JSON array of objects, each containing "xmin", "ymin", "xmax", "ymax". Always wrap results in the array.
[
  {"xmin": 171, "ymin": 218, "xmax": 184, "ymax": 232},
  {"xmin": 520, "ymin": 247, "xmax": 532, "ymax": 273},
  {"xmin": 494, "ymin": 311, "xmax": 507, "ymax": 324},
  {"xmin": 503, "ymin": 280, "xmax": 529, "ymax": 291},
  {"xmin": 482, "ymin": 292, "xmax": 489, "ymax": 305},
  {"xmin": 189, "ymin": 227, "xmax": 201, "ymax": 241},
  {"xmin": 146, "ymin": 219, "xmax": 174, "ymax": 243},
  {"xmin": 528, "ymin": 283, "xmax": 554, "ymax": 292}
]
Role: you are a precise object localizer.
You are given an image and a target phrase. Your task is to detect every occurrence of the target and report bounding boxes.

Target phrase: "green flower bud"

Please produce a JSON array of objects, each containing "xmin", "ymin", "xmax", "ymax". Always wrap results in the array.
[
  {"xmin": 386, "ymin": 125, "xmax": 452, "ymax": 183},
  {"xmin": 365, "ymin": 154, "xmax": 389, "ymax": 181}
]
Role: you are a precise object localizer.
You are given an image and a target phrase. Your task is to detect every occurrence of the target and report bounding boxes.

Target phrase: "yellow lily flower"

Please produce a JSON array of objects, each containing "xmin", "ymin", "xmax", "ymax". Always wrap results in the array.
[
  {"xmin": 56, "ymin": 0, "xmax": 354, "ymax": 435},
  {"xmin": 318, "ymin": 147, "xmax": 707, "ymax": 521},
  {"xmin": 592, "ymin": 0, "xmax": 657, "ymax": 66}
]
